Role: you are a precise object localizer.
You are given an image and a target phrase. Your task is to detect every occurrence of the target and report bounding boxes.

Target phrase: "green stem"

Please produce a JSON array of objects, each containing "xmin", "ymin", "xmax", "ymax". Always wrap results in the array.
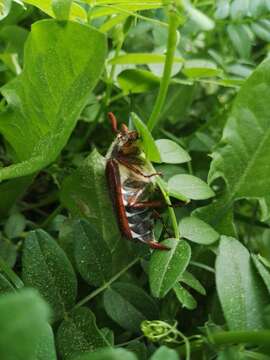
[
  {"xmin": 210, "ymin": 330, "xmax": 270, "ymax": 346},
  {"xmin": 147, "ymin": 8, "xmax": 180, "ymax": 132},
  {"xmin": 41, "ymin": 204, "xmax": 63, "ymax": 228},
  {"xmin": 105, "ymin": 36, "xmax": 123, "ymax": 107},
  {"xmin": 74, "ymin": 256, "xmax": 140, "ymax": 309},
  {"xmin": 177, "ymin": 330, "xmax": 270, "ymax": 356},
  {"xmin": 0, "ymin": 256, "xmax": 24, "ymax": 289},
  {"xmin": 156, "ymin": 177, "xmax": 179, "ymax": 239}
]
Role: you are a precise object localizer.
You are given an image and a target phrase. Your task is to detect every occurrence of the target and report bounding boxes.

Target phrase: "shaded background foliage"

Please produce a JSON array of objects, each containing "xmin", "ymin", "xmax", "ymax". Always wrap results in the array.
[{"xmin": 0, "ymin": 1, "xmax": 270, "ymax": 359}]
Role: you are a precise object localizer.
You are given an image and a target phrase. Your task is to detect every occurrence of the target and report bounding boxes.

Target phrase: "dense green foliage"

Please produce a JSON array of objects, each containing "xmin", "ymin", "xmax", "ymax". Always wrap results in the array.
[{"xmin": 1, "ymin": 1, "xmax": 270, "ymax": 359}]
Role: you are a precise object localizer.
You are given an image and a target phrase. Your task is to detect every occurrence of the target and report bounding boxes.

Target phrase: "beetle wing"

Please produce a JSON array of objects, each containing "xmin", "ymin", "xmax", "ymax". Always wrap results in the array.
[{"xmin": 106, "ymin": 159, "xmax": 132, "ymax": 240}]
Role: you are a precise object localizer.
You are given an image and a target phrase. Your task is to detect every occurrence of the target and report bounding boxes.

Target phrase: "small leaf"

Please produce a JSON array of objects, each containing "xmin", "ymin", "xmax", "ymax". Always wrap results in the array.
[
  {"xmin": 0, "ymin": 236, "xmax": 17, "ymax": 267},
  {"xmin": 118, "ymin": 69, "xmax": 159, "ymax": 94},
  {"xmin": 0, "ymin": 289, "xmax": 50, "ymax": 360},
  {"xmin": 52, "ymin": 0, "xmax": 72, "ymax": 20},
  {"xmin": 4, "ymin": 212, "xmax": 26, "ymax": 238},
  {"xmin": 179, "ymin": 271, "xmax": 206, "ymax": 295},
  {"xmin": 73, "ymin": 219, "xmax": 112, "ymax": 287},
  {"xmin": 216, "ymin": 236, "xmax": 268, "ymax": 330},
  {"xmin": 36, "ymin": 324, "xmax": 57, "ymax": 360},
  {"xmin": 182, "ymin": 59, "xmax": 221, "ymax": 78},
  {"xmin": 57, "ymin": 307, "xmax": 109, "ymax": 360},
  {"xmin": 173, "ymin": 283, "xmax": 197, "ymax": 310},
  {"xmin": 73, "ymin": 348, "xmax": 137, "ymax": 360},
  {"xmin": 104, "ymin": 282, "xmax": 159, "ymax": 332},
  {"xmin": 182, "ymin": 0, "xmax": 215, "ymax": 31},
  {"xmin": 180, "ymin": 216, "xmax": 219, "ymax": 245},
  {"xmin": 227, "ymin": 24, "xmax": 252, "ymax": 59},
  {"xmin": 252, "ymin": 254, "xmax": 270, "ymax": 294},
  {"xmin": 149, "ymin": 238, "xmax": 191, "ymax": 298},
  {"xmin": 155, "ymin": 139, "xmax": 191, "ymax": 164},
  {"xmin": 0, "ymin": 0, "xmax": 11, "ymax": 21},
  {"xmin": 168, "ymin": 174, "xmax": 215, "ymax": 200},
  {"xmin": 22, "ymin": 229, "xmax": 77, "ymax": 321},
  {"xmin": 150, "ymin": 346, "xmax": 179, "ymax": 360},
  {"xmin": 131, "ymin": 112, "xmax": 161, "ymax": 163},
  {"xmin": 0, "ymin": 273, "xmax": 15, "ymax": 295}
]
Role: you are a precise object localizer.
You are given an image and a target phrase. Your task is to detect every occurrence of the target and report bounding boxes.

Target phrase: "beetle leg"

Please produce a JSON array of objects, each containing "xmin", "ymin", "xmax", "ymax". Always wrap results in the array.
[
  {"xmin": 128, "ymin": 200, "xmax": 165, "ymax": 209},
  {"xmin": 117, "ymin": 157, "xmax": 162, "ymax": 178}
]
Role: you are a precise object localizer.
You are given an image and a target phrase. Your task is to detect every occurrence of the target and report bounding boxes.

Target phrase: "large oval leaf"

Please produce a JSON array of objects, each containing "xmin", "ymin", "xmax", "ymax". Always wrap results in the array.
[
  {"xmin": 57, "ymin": 307, "xmax": 110, "ymax": 360},
  {"xmin": 0, "ymin": 20, "xmax": 106, "ymax": 181},
  {"xmin": 73, "ymin": 348, "xmax": 137, "ymax": 360},
  {"xmin": 168, "ymin": 174, "xmax": 215, "ymax": 200},
  {"xmin": 73, "ymin": 219, "xmax": 112, "ymax": 287},
  {"xmin": 103, "ymin": 282, "xmax": 159, "ymax": 332},
  {"xmin": 155, "ymin": 139, "xmax": 191, "ymax": 164},
  {"xmin": 149, "ymin": 238, "xmax": 191, "ymax": 298},
  {"xmin": 150, "ymin": 346, "xmax": 179, "ymax": 360},
  {"xmin": 180, "ymin": 216, "xmax": 219, "ymax": 245},
  {"xmin": 0, "ymin": 289, "xmax": 50, "ymax": 360},
  {"xmin": 36, "ymin": 324, "xmax": 57, "ymax": 360},
  {"xmin": 196, "ymin": 59, "xmax": 270, "ymax": 234},
  {"xmin": 216, "ymin": 236, "xmax": 268, "ymax": 330},
  {"xmin": 22, "ymin": 229, "xmax": 77, "ymax": 321}
]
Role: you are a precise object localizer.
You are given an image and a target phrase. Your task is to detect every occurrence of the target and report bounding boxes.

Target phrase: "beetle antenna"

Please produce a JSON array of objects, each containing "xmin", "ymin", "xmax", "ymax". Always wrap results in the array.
[{"xmin": 108, "ymin": 112, "xmax": 118, "ymax": 133}]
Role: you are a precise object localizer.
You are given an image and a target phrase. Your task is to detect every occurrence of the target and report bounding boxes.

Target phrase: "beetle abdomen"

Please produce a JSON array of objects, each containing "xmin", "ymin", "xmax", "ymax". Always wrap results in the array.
[{"xmin": 122, "ymin": 180, "xmax": 155, "ymax": 244}]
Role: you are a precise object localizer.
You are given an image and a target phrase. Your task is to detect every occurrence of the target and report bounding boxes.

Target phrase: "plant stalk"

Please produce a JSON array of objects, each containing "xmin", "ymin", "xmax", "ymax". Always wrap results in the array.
[
  {"xmin": 74, "ymin": 256, "xmax": 140, "ymax": 309},
  {"xmin": 147, "ymin": 8, "xmax": 180, "ymax": 132}
]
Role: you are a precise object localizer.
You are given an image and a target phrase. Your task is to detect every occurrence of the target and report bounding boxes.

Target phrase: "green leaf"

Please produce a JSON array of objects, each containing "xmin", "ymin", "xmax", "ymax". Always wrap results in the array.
[
  {"xmin": 73, "ymin": 219, "xmax": 112, "ymax": 287},
  {"xmin": 0, "ymin": 0, "xmax": 11, "ymax": 20},
  {"xmin": 155, "ymin": 139, "xmax": 191, "ymax": 164},
  {"xmin": 60, "ymin": 149, "xmax": 120, "ymax": 252},
  {"xmin": 22, "ymin": 229, "xmax": 77, "ymax": 321},
  {"xmin": 252, "ymin": 254, "xmax": 270, "ymax": 294},
  {"xmin": 117, "ymin": 69, "xmax": 160, "ymax": 94},
  {"xmin": 173, "ymin": 283, "xmax": 197, "ymax": 310},
  {"xmin": 168, "ymin": 174, "xmax": 215, "ymax": 200},
  {"xmin": 0, "ymin": 236, "xmax": 17, "ymax": 267},
  {"xmin": 52, "ymin": 0, "xmax": 72, "ymax": 20},
  {"xmin": 195, "ymin": 59, "xmax": 270, "ymax": 234},
  {"xmin": 36, "ymin": 324, "xmax": 57, "ymax": 360},
  {"xmin": 216, "ymin": 236, "xmax": 268, "ymax": 330},
  {"xmin": 182, "ymin": 0, "xmax": 215, "ymax": 31},
  {"xmin": 57, "ymin": 307, "xmax": 110, "ymax": 360},
  {"xmin": 150, "ymin": 346, "xmax": 178, "ymax": 360},
  {"xmin": 0, "ymin": 20, "xmax": 106, "ymax": 182},
  {"xmin": 109, "ymin": 53, "xmax": 184, "ymax": 65},
  {"xmin": 103, "ymin": 282, "xmax": 159, "ymax": 332},
  {"xmin": 251, "ymin": 20, "xmax": 270, "ymax": 42},
  {"xmin": 180, "ymin": 216, "xmax": 219, "ymax": 245},
  {"xmin": 227, "ymin": 24, "xmax": 252, "ymax": 59},
  {"xmin": 0, "ymin": 273, "xmax": 15, "ymax": 295},
  {"xmin": 182, "ymin": 59, "xmax": 221, "ymax": 78},
  {"xmin": 179, "ymin": 271, "xmax": 206, "ymax": 295},
  {"xmin": 0, "ymin": 176, "xmax": 32, "ymax": 216},
  {"xmin": 149, "ymin": 238, "xmax": 191, "ymax": 298},
  {"xmin": 24, "ymin": 0, "xmax": 87, "ymax": 21},
  {"xmin": 0, "ymin": 289, "xmax": 50, "ymax": 360},
  {"xmin": 131, "ymin": 112, "xmax": 161, "ymax": 162},
  {"xmin": 73, "ymin": 348, "xmax": 137, "ymax": 360},
  {"xmin": 4, "ymin": 212, "xmax": 26, "ymax": 238}
]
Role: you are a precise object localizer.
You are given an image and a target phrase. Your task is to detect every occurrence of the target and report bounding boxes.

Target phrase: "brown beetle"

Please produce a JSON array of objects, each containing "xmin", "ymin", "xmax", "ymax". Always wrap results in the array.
[{"xmin": 105, "ymin": 112, "xmax": 169, "ymax": 250}]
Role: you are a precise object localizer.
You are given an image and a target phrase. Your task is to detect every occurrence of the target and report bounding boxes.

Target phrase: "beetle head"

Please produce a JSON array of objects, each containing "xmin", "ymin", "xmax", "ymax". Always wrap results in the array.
[{"xmin": 108, "ymin": 112, "xmax": 139, "ymax": 151}]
